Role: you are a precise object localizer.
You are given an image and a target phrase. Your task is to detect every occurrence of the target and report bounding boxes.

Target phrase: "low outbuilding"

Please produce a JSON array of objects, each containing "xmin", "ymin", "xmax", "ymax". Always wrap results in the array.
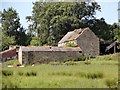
[{"xmin": 18, "ymin": 46, "xmax": 82, "ymax": 64}]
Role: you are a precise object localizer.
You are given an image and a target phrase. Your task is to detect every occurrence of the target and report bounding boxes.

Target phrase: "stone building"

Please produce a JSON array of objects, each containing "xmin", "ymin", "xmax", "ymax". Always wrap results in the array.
[
  {"xmin": 18, "ymin": 27, "xmax": 99, "ymax": 64},
  {"xmin": 0, "ymin": 48, "xmax": 16, "ymax": 62},
  {"xmin": 18, "ymin": 46, "xmax": 82, "ymax": 64},
  {"xmin": 58, "ymin": 28, "xmax": 99, "ymax": 56}
]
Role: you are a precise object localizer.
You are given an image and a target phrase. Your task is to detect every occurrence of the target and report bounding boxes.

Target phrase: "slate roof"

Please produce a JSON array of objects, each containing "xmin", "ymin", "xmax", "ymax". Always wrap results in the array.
[
  {"xmin": 20, "ymin": 46, "xmax": 82, "ymax": 52},
  {"xmin": 58, "ymin": 28, "xmax": 86, "ymax": 44}
]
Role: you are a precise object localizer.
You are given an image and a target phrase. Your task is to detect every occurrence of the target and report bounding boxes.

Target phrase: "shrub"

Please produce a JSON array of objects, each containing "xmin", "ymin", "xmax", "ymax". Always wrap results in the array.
[
  {"xmin": 84, "ymin": 61, "xmax": 91, "ymax": 65},
  {"xmin": 18, "ymin": 71, "xmax": 24, "ymax": 76},
  {"xmin": 74, "ymin": 56, "xmax": 86, "ymax": 61},
  {"xmin": 86, "ymin": 72, "xmax": 103, "ymax": 79},
  {"xmin": 105, "ymin": 79, "xmax": 118, "ymax": 88},
  {"xmin": 25, "ymin": 71, "xmax": 37, "ymax": 76},
  {"xmin": 65, "ymin": 61, "xmax": 77, "ymax": 65},
  {"xmin": 2, "ymin": 80, "xmax": 18, "ymax": 88},
  {"xmin": 74, "ymin": 72, "xmax": 86, "ymax": 77},
  {"xmin": 66, "ymin": 41, "xmax": 77, "ymax": 47},
  {"xmin": 2, "ymin": 70, "xmax": 13, "ymax": 76}
]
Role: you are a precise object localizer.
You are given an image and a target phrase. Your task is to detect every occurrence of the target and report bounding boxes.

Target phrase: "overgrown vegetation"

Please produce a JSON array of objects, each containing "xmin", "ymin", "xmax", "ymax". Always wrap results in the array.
[
  {"xmin": 1, "ymin": 53, "xmax": 118, "ymax": 88},
  {"xmin": 105, "ymin": 78, "xmax": 118, "ymax": 88},
  {"xmin": 18, "ymin": 71, "xmax": 37, "ymax": 76},
  {"xmin": 50, "ymin": 71, "xmax": 104, "ymax": 79},
  {"xmin": 1, "ymin": 2, "xmax": 119, "ymax": 50},
  {"xmin": 2, "ymin": 70, "xmax": 13, "ymax": 76}
]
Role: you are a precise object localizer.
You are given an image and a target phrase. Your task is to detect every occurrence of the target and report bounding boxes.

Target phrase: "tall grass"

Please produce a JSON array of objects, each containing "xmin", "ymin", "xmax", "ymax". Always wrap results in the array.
[
  {"xmin": 1, "ymin": 53, "xmax": 118, "ymax": 88},
  {"xmin": 105, "ymin": 78, "xmax": 118, "ymax": 88},
  {"xmin": 50, "ymin": 71, "xmax": 103, "ymax": 79},
  {"xmin": 2, "ymin": 70, "xmax": 13, "ymax": 76}
]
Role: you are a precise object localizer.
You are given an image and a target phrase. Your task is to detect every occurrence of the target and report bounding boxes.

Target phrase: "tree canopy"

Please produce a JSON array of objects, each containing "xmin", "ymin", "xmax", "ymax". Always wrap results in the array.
[
  {"xmin": 1, "ymin": 8, "xmax": 31, "ymax": 50},
  {"xmin": 1, "ymin": 2, "xmax": 119, "ymax": 51},
  {"xmin": 26, "ymin": 2, "xmax": 101, "ymax": 45}
]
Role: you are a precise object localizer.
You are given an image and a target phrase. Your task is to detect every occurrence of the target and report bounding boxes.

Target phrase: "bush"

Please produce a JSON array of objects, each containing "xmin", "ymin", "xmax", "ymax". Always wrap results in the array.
[
  {"xmin": 75, "ymin": 56, "xmax": 86, "ymax": 61},
  {"xmin": 2, "ymin": 80, "xmax": 18, "ymax": 88},
  {"xmin": 2, "ymin": 70, "xmax": 13, "ymax": 76},
  {"xmin": 74, "ymin": 72, "xmax": 86, "ymax": 77},
  {"xmin": 25, "ymin": 71, "xmax": 37, "ymax": 76},
  {"xmin": 18, "ymin": 71, "xmax": 24, "ymax": 76},
  {"xmin": 105, "ymin": 79, "xmax": 118, "ymax": 88},
  {"xmin": 86, "ymin": 72, "xmax": 103, "ymax": 79},
  {"xmin": 84, "ymin": 61, "xmax": 91, "ymax": 65},
  {"xmin": 64, "ymin": 61, "xmax": 77, "ymax": 65},
  {"xmin": 66, "ymin": 41, "xmax": 77, "ymax": 47},
  {"xmin": 17, "ymin": 71, "xmax": 37, "ymax": 76}
]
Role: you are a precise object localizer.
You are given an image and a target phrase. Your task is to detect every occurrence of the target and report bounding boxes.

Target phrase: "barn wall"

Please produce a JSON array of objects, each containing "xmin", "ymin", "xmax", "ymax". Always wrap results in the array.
[
  {"xmin": 77, "ymin": 29, "xmax": 99, "ymax": 56},
  {"xmin": 0, "ymin": 48, "xmax": 16, "ymax": 62},
  {"xmin": 19, "ymin": 51, "xmax": 82, "ymax": 64}
]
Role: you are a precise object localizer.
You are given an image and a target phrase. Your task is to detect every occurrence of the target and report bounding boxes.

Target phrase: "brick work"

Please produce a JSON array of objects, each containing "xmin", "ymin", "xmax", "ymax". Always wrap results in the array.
[{"xmin": 0, "ymin": 48, "xmax": 16, "ymax": 61}]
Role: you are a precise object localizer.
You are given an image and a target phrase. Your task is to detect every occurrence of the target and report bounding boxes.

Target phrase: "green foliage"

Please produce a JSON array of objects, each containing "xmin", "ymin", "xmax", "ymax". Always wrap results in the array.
[
  {"xmin": 2, "ymin": 79, "xmax": 18, "ymax": 88},
  {"xmin": 105, "ymin": 79, "xmax": 118, "ymax": 88},
  {"xmin": 30, "ymin": 36, "xmax": 39, "ymax": 46},
  {"xmin": 50, "ymin": 71, "xmax": 103, "ymax": 79},
  {"xmin": 27, "ymin": 2, "xmax": 101, "ymax": 45},
  {"xmin": 25, "ymin": 71, "xmax": 37, "ymax": 76},
  {"xmin": 66, "ymin": 41, "xmax": 77, "ymax": 47},
  {"xmin": 64, "ymin": 61, "xmax": 77, "ymax": 65},
  {"xmin": 2, "ymin": 54, "xmax": 118, "ymax": 88},
  {"xmin": 86, "ymin": 72, "xmax": 103, "ymax": 79},
  {"xmin": 75, "ymin": 56, "xmax": 86, "ymax": 61},
  {"xmin": 1, "ymin": 8, "xmax": 21, "ymax": 36},
  {"xmin": 1, "ymin": 31, "xmax": 15, "ymax": 51},
  {"xmin": 0, "ymin": 8, "xmax": 31, "ymax": 49},
  {"xmin": 2, "ymin": 59, "xmax": 19, "ymax": 66},
  {"xmin": 2, "ymin": 70, "xmax": 13, "ymax": 76},
  {"xmin": 50, "ymin": 72, "xmax": 72, "ymax": 76},
  {"xmin": 86, "ymin": 18, "xmax": 115, "ymax": 41},
  {"xmin": 18, "ymin": 71, "xmax": 37, "ymax": 76},
  {"xmin": 114, "ymin": 28, "xmax": 120, "ymax": 42},
  {"xmin": 18, "ymin": 71, "xmax": 24, "ymax": 76}
]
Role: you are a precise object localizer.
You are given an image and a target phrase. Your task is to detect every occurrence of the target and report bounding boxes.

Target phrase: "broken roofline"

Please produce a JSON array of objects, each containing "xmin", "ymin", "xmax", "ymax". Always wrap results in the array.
[
  {"xmin": 19, "ymin": 46, "xmax": 82, "ymax": 52},
  {"xmin": 58, "ymin": 27, "xmax": 89, "ymax": 44}
]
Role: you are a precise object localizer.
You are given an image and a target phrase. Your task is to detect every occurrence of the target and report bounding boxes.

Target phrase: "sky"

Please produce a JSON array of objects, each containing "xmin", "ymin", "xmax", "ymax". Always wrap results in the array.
[{"xmin": 1, "ymin": 0, "xmax": 120, "ymax": 29}]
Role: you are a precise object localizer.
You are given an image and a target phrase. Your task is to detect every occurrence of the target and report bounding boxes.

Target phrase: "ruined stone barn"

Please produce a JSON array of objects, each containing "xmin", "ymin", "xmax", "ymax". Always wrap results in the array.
[
  {"xmin": 18, "ymin": 27, "xmax": 99, "ymax": 64},
  {"xmin": 18, "ymin": 46, "xmax": 82, "ymax": 64},
  {"xmin": 58, "ymin": 28, "xmax": 99, "ymax": 56}
]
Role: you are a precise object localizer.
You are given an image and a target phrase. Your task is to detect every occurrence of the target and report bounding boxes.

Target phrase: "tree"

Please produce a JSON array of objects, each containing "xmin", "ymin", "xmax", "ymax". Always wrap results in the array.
[
  {"xmin": 1, "ymin": 8, "xmax": 31, "ymax": 48},
  {"xmin": 1, "ymin": 8, "xmax": 21, "ymax": 36},
  {"xmin": 85, "ymin": 18, "xmax": 114, "ymax": 41},
  {"xmin": 0, "ymin": 29, "xmax": 15, "ymax": 51},
  {"xmin": 26, "ymin": 2, "xmax": 101, "ymax": 45},
  {"xmin": 114, "ymin": 28, "xmax": 120, "ymax": 42}
]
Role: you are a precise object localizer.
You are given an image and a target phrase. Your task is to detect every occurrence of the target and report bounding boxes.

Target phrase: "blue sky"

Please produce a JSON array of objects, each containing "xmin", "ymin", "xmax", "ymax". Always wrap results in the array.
[{"xmin": 1, "ymin": 0, "xmax": 119, "ymax": 29}]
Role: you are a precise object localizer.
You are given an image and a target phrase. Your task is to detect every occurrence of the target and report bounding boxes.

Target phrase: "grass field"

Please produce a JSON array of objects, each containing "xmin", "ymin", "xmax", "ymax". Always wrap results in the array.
[{"xmin": 1, "ymin": 53, "xmax": 119, "ymax": 88}]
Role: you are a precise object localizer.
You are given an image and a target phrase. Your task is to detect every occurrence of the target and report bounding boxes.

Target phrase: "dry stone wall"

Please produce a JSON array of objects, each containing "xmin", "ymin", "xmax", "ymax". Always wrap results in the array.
[{"xmin": 19, "ymin": 49, "xmax": 82, "ymax": 64}]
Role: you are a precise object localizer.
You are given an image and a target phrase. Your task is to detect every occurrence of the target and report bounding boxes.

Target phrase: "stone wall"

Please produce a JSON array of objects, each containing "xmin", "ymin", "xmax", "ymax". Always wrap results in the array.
[
  {"xmin": 18, "ymin": 47, "xmax": 82, "ymax": 64},
  {"xmin": 77, "ymin": 28, "xmax": 99, "ymax": 56}
]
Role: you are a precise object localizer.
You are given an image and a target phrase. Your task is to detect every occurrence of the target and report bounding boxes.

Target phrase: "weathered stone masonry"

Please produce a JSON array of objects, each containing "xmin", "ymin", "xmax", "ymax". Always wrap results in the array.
[
  {"xmin": 19, "ymin": 28, "xmax": 99, "ymax": 64},
  {"xmin": 19, "ymin": 46, "xmax": 82, "ymax": 64}
]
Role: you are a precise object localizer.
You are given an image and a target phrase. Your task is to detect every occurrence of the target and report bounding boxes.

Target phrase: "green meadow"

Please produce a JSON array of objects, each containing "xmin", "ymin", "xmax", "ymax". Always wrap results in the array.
[{"xmin": 1, "ymin": 53, "xmax": 119, "ymax": 88}]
